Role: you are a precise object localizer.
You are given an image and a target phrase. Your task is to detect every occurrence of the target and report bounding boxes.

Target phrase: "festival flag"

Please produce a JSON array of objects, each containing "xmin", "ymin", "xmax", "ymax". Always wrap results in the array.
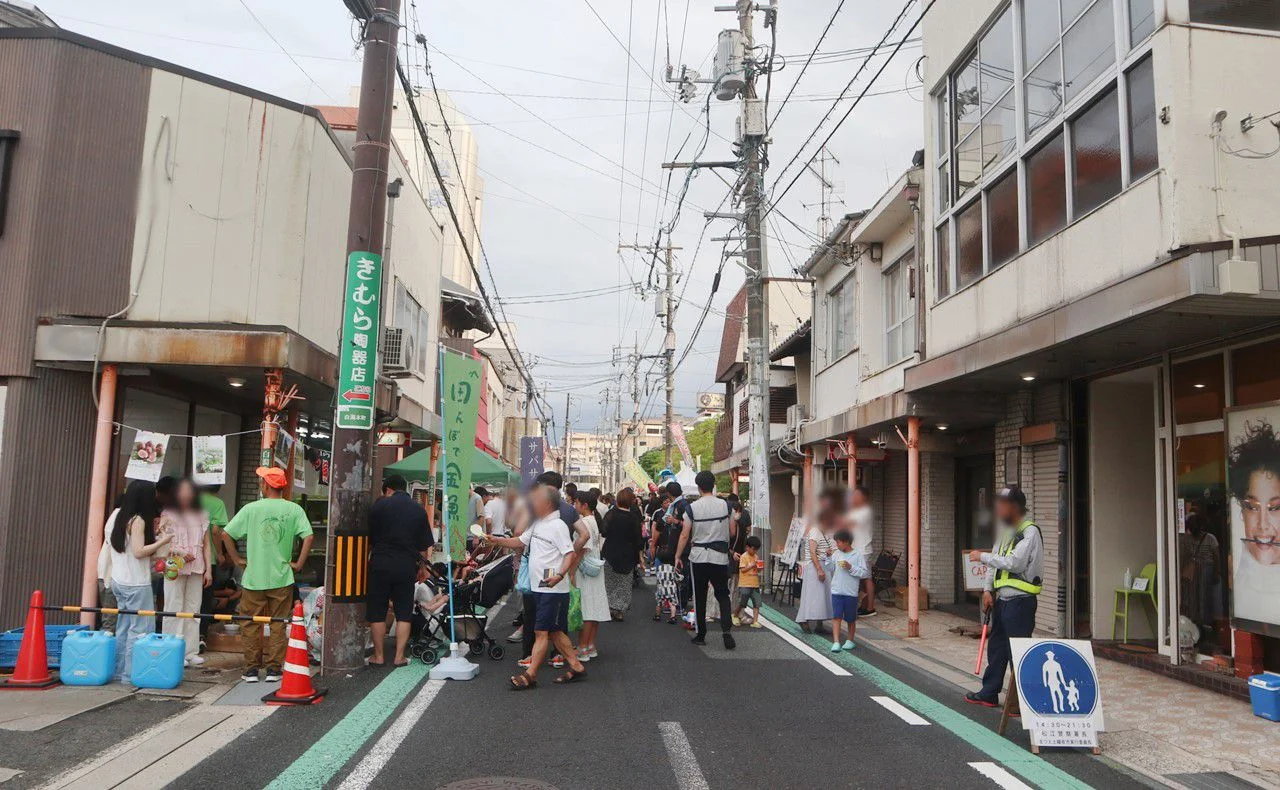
[{"xmin": 441, "ymin": 350, "xmax": 482, "ymax": 562}]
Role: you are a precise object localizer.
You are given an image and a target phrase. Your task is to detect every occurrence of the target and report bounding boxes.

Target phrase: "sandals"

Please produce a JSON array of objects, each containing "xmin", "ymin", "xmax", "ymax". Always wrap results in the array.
[
  {"xmin": 509, "ymin": 672, "xmax": 538, "ymax": 691},
  {"xmin": 553, "ymin": 668, "xmax": 587, "ymax": 684}
]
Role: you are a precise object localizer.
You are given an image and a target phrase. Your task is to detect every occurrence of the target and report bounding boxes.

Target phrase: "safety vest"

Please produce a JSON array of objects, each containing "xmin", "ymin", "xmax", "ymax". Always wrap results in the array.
[{"xmin": 992, "ymin": 518, "xmax": 1042, "ymax": 595}]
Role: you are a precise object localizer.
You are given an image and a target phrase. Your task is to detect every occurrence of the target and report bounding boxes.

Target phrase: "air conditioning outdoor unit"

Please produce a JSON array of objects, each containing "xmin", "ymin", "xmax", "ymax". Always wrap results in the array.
[
  {"xmin": 382, "ymin": 327, "xmax": 417, "ymax": 378},
  {"xmin": 786, "ymin": 403, "xmax": 807, "ymax": 432}
]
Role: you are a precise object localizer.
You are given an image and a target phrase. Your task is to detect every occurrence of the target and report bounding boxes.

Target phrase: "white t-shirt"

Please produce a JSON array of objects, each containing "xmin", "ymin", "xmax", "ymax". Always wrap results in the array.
[
  {"xmin": 484, "ymin": 498, "xmax": 509, "ymax": 536},
  {"xmin": 414, "ymin": 581, "xmax": 446, "ymax": 613},
  {"xmin": 108, "ymin": 516, "xmax": 153, "ymax": 587},
  {"xmin": 849, "ymin": 505, "xmax": 875, "ymax": 558},
  {"xmin": 97, "ymin": 509, "xmax": 119, "ymax": 584},
  {"xmin": 519, "ymin": 513, "xmax": 575, "ymax": 594}
]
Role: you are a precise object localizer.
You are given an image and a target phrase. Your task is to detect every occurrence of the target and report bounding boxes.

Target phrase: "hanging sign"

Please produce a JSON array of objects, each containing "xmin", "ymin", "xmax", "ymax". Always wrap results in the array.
[
  {"xmin": 442, "ymin": 351, "xmax": 482, "ymax": 562},
  {"xmin": 670, "ymin": 421, "xmax": 695, "ymax": 470},
  {"xmin": 126, "ymin": 431, "xmax": 170, "ymax": 482},
  {"xmin": 1009, "ymin": 638, "xmax": 1106, "ymax": 750},
  {"xmin": 520, "ymin": 437, "xmax": 545, "ymax": 489},
  {"xmin": 378, "ymin": 430, "xmax": 410, "ymax": 447},
  {"xmin": 336, "ymin": 250, "xmax": 383, "ymax": 430},
  {"xmin": 623, "ymin": 459, "xmax": 655, "ymax": 491},
  {"xmin": 191, "ymin": 435, "xmax": 227, "ymax": 486},
  {"xmin": 309, "ymin": 448, "xmax": 331, "ymax": 487}
]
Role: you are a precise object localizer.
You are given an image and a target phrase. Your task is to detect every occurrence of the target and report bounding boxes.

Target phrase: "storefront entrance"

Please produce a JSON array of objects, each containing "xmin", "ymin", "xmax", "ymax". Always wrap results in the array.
[{"xmin": 955, "ymin": 454, "xmax": 994, "ymax": 605}]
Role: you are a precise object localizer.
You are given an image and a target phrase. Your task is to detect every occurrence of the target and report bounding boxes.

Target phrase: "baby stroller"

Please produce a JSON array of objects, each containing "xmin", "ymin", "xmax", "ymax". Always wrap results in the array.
[{"xmin": 411, "ymin": 553, "xmax": 513, "ymax": 664}]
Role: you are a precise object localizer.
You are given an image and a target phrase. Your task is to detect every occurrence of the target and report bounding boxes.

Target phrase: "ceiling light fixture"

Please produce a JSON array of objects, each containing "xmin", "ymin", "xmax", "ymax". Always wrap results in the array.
[
  {"xmin": 227, "ymin": 377, "xmax": 246, "ymax": 388},
  {"xmin": 1193, "ymin": 383, "xmax": 1206, "ymax": 389},
  {"xmin": 937, "ymin": 423, "xmax": 949, "ymax": 431},
  {"xmin": 1021, "ymin": 374, "xmax": 1036, "ymax": 382}
]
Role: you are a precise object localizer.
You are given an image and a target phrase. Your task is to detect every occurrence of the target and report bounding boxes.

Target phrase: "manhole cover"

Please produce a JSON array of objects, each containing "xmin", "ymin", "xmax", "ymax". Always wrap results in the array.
[{"xmin": 436, "ymin": 779, "xmax": 559, "ymax": 790}]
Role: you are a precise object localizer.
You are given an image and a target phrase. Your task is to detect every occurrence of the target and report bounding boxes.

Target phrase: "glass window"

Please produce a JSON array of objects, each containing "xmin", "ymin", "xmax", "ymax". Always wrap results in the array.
[
  {"xmin": 982, "ymin": 90, "xmax": 1018, "ymax": 169},
  {"xmin": 935, "ymin": 222, "xmax": 952, "ymax": 299},
  {"xmin": 954, "ymin": 52, "xmax": 981, "ymax": 131},
  {"xmin": 1128, "ymin": 0, "xmax": 1155, "ymax": 45},
  {"xmin": 980, "ymin": 7, "xmax": 1016, "ymax": 112},
  {"xmin": 956, "ymin": 128, "xmax": 983, "ymax": 198},
  {"xmin": 1023, "ymin": 0, "xmax": 1060, "ymax": 66},
  {"xmin": 1027, "ymin": 130, "xmax": 1067, "ymax": 244},
  {"xmin": 1174, "ymin": 431, "xmax": 1230, "ymax": 656},
  {"xmin": 1071, "ymin": 88, "xmax": 1122, "ymax": 216},
  {"xmin": 1126, "ymin": 55, "xmax": 1158, "ymax": 180},
  {"xmin": 1025, "ymin": 47, "xmax": 1064, "ymax": 135},
  {"xmin": 938, "ymin": 161, "xmax": 951, "ymax": 211},
  {"xmin": 956, "ymin": 199, "xmax": 984, "ymax": 288},
  {"xmin": 987, "ymin": 168, "xmax": 1020, "ymax": 267},
  {"xmin": 1063, "ymin": 0, "xmax": 1116, "ymax": 103},
  {"xmin": 885, "ymin": 252, "xmax": 917, "ymax": 363},
  {"xmin": 936, "ymin": 91, "xmax": 950, "ymax": 156},
  {"xmin": 1172, "ymin": 353, "xmax": 1225, "ymax": 424},
  {"xmin": 1232, "ymin": 339, "xmax": 1280, "ymax": 406},
  {"xmin": 1060, "ymin": 0, "xmax": 1094, "ymax": 28},
  {"xmin": 827, "ymin": 278, "xmax": 854, "ymax": 361},
  {"xmin": 392, "ymin": 278, "xmax": 429, "ymax": 376},
  {"xmin": 1190, "ymin": 1, "xmax": 1280, "ymax": 32}
]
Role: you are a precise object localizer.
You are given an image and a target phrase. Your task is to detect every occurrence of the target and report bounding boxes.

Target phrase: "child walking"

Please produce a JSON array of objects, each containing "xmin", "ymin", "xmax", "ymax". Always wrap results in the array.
[
  {"xmin": 824, "ymin": 529, "xmax": 869, "ymax": 652},
  {"xmin": 733, "ymin": 536, "xmax": 763, "ymax": 627}
]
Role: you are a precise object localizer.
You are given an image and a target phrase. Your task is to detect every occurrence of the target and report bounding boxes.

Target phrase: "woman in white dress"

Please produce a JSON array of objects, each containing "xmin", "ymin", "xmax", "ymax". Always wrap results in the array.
[
  {"xmin": 795, "ymin": 488, "xmax": 840, "ymax": 632},
  {"xmin": 574, "ymin": 491, "xmax": 610, "ymax": 661}
]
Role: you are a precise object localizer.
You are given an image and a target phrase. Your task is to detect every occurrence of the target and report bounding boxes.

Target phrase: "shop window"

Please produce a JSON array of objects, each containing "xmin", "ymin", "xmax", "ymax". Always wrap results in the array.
[
  {"xmin": 1232, "ymin": 339, "xmax": 1280, "ymax": 406},
  {"xmin": 935, "ymin": 221, "xmax": 952, "ymax": 299},
  {"xmin": 1071, "ymin": 88, "xmax": 1122, "ymax": 216},
  {"xmin": 1128, "ymin": 0, "xmax": 1155, "ymax": 46},
  {"xmin": 987, "ymin": 167, "xmax": 1020, "ymax": 268},
  {"xmin": 956, "ymin": 199, "xmax": 984, "ymax": 288},
  {"xmin": 1172, "ymin": 354, "xmax": 1225, "ymax": 424},
  {"xmin": 826, "ymin": 276, "xmax": 855, "ymax": 361},
  {"xmin": 1190, "ymin": 0, "xmax": 1280, "ymax": 32},
  {"xmin": 1126, "ymin": 55, "xmax": 1158, "ymax": 179},
  {"xmin": 884, "ymin": 252, "xmax": 916, "ymax": 364},
  {"xmin": 1027, "ymin": 130, "xmax": 1068, "ymax": 245},
  {"xmin": 1174, "ymin": 432, "xmax": 1231, "ymax": 656},
  {"xmin": 1063, "ymin": 0, "xmax": 1116, "ymax": 103}
]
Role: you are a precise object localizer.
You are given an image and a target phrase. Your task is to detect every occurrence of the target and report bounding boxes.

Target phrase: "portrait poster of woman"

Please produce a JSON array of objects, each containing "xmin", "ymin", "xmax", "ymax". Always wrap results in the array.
[{"xmin": 1225, "ymin": 402, "xmax": 1280, "ymax": 629}]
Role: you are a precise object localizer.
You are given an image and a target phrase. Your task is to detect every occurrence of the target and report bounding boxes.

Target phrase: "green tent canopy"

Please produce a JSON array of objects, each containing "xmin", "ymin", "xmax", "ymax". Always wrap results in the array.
[{"xmin": 385, "ymin": 445, "xmax": 517, "ymax": 486}]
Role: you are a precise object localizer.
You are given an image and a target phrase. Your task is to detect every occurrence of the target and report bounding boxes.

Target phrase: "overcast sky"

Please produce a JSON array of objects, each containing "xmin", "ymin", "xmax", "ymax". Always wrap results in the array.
[{"xmin": 42, "ymin": 0, "xmax": 925, "ymax": 443}]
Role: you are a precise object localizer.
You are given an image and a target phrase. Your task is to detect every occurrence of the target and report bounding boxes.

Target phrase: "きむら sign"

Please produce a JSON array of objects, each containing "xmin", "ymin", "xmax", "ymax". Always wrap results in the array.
[{"xmin": 336, "ymin": 251, "xmax": 383, "ymax": 430}]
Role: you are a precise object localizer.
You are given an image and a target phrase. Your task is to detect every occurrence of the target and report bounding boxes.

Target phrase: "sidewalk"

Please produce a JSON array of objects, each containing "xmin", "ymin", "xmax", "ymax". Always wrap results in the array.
[{"xmin": 854, "ymin": 605, "xmax": 1279, "ymax": 790}]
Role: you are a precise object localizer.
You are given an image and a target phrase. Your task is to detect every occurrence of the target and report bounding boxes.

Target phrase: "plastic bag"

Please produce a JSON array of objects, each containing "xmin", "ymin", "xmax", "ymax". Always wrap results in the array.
[{"xmin": 567, "ymin": 587, "xmax": 583, "ymax": 633}]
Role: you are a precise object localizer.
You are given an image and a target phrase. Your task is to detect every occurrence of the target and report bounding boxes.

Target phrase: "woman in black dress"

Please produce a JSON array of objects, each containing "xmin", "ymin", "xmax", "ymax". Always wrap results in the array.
[{"xmin": 600, "ymin": 487, "xmax": 644, "ymax": 619}]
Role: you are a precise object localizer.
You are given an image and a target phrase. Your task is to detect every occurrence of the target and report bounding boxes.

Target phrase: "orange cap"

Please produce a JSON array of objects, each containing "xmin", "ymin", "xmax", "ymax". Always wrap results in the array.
[{"xmin": 256, "ymin": 466, "xmax": 289, "ymax": 489}]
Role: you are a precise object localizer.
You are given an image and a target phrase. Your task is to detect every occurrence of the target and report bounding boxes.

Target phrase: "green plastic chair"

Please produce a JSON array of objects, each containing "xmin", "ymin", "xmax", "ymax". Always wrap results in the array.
[{"xmin": 1111, "ymin": 562, "xmax": 1158, "ymax": 643}]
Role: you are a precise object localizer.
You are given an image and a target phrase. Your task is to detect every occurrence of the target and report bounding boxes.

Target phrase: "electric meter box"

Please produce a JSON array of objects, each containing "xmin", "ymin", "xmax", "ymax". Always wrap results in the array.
[
  {"xmin": 714, "ymin": 29, "xmax": 745, "ymax": 100},
  {"xmin": 742, "ymin": 98, "xmax": 765, "ymax": 137}
]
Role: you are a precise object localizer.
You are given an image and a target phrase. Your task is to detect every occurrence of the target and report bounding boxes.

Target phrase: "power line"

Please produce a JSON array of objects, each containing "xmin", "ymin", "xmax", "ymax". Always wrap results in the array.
[
  {"xmin": 236, "ymin": 0, "xmax": 338, "ymax": 103},
  {"xmin": 767, "ymin": 0, "xmax": 847, "ymax": 132}
]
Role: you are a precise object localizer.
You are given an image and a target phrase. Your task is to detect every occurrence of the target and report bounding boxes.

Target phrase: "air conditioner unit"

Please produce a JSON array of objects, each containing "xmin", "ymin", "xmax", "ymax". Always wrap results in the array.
[
  {"xmin": 786, "ymin": 403, "xmax": 807, "ymax": 432},
  {"xmin": 382, "ymin": 327, "xmax": 417, "ymax": 378}
]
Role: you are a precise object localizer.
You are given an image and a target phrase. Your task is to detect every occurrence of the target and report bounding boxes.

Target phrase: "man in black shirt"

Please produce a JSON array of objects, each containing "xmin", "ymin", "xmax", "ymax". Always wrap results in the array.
[{"xmin": 365, "ymin": 475, "xmax": 434, "ymax": 667}]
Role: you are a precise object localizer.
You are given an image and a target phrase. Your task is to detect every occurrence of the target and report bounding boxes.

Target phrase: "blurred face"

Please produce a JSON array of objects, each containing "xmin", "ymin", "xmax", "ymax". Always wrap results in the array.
[
  {"xmin": 818, "ymin": 496, "xmax": 842, "ymax": 526},
  {"xmin": 174, "ymin": 480, "xmax": 197, "ymax": 510},
  {"xmin": 851, "ymin": 489, "xmax": 868, "ymax": 509},
  {"xmin": 996, "ymin": 500, "xmax": 1021, "ymax": 527},
  {"xmin": 1240, "ymin": 470, "xmax": 1280, "ymax": 565},
  {"xmin": 531, "ymin": 486, "xmax": 555, "ymax": 519},
  {"xmin": 835, "ymin": 538, "xmax": 853, "ymax": 552}
]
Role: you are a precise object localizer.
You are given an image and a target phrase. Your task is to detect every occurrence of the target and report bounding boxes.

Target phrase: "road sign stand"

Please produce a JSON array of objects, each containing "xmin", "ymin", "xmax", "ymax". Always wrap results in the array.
[
  {"xmin": 997, "ymin": 672, "xmax": 1019, "ymax": 739},
  {"xmin": 1003, "ymin": 638, "xmax": 1105, "ymax": 755}
]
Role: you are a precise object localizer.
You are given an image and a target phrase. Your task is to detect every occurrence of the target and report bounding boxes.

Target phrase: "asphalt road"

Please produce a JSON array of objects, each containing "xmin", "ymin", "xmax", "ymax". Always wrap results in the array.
[{"xmin": 177, "ymin": 586, "xmax": 1153, "ymax": 790}]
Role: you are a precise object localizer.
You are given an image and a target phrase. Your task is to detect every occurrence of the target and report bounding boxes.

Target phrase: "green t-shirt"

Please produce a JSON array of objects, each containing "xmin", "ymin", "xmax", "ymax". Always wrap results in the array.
[
  {"xmin": 201, "ymin": 493, "xmax": 230, "ymax": 563},
  {"xmin": 223, "ymin": 498, "xmax": 312, "ymax": 591}
]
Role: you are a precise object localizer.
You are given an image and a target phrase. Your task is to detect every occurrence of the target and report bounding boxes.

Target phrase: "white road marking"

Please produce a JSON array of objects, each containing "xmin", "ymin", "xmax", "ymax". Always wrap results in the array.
[
  {"xmin": 335, "ymin": 679, "xmax": 446, "ymax": 790},
  {"xmin": 658, "ymin": 722, "xmax": 710, "ymax": 790},
  {"xmin": 869, "ymin": 695, "xmax": 931, "ymax": 725},
  {"xmin": 755, "ymin": 616, "xmax": 852, "ymax": 676},
  {"xmin": 968, "ymin": 762, "xmax": 1034, "ymax": 790}
]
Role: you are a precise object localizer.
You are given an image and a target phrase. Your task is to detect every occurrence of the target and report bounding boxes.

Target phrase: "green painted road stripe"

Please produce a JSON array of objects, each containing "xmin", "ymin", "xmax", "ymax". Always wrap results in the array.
[
  {"xmin": 760, "ymin": 605, "xmax": 1093, "ymax": 790},
  {"xmin": 266, "ymin": 661, "xmax": 431, "ymax": 790}
]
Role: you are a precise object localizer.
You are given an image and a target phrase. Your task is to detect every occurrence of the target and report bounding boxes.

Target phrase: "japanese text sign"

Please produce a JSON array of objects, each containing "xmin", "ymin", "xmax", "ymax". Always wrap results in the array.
[
  {"xmin": 442, "ymin": 351, "xmax": 482, "ymax": 562},
  {"xmin": 336, "ymin": 251, "xmax": 383, "ymax": 430}
]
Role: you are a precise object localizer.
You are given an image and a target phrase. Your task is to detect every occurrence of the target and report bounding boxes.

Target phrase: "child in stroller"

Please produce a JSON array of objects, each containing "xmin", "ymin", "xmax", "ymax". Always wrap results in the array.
[{"xmin": 410, "ymin": 552, "xmax": 514, "ymax": 664}]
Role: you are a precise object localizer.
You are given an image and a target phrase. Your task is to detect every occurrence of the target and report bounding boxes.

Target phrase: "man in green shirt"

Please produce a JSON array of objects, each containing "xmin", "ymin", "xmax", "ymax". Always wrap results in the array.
[
  {"xmin": 200, "ymin": 486, "xmax": 229, "ymax": 563},
  {"xmin": 221, "ymin": 467, "xmax": 313, "ymax": 683}
]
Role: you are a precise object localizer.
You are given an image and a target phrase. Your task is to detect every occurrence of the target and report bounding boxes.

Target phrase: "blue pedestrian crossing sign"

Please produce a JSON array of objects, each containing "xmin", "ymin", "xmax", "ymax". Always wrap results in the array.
[{"xmin": 1009, "ymin": 639, "xmax": 1106, "ymax": 749}]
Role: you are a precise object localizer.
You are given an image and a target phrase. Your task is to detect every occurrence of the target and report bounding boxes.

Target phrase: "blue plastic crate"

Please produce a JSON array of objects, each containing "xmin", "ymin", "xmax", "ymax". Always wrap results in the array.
[
  {"xmin": 1248, "ymin": 672, "xmax": 1280, "ymax": 722},
  {"xmin": 0, "ymin": 624, "xmax": 88, "ymax": 669}
]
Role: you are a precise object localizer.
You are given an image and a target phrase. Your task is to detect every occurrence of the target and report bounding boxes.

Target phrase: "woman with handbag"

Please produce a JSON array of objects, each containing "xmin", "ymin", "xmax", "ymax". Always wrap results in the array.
[{"xmin": 573, "ymin": 490, "xmax": 609, "ymax": 662}]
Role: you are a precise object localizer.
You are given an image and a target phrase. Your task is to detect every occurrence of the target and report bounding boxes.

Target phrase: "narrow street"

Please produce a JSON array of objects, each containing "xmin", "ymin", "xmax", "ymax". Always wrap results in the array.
[{"xmin": 169, "ymin": 588, "xmax": 1141, "ymax": 790}]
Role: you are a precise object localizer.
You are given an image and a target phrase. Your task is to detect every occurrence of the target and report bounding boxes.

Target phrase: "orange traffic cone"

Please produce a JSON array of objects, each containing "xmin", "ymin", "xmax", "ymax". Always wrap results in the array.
[
  {"xmin": 261, "ymin": 603, "xmax": 325, "ymax": 705},
  {"xmin": 1, "ymin": 591, "xmax": 59, "ymax": 690}
]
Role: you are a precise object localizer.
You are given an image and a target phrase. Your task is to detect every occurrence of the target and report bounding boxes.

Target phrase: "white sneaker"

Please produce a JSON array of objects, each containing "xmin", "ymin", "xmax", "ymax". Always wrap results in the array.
[
  {"xmin": 506, "ymin": 627, "xmax": 524, "ymax": 643},
  {"xmin": 187, "ymin": 655, "xmax": 205, "ymax": 666}
]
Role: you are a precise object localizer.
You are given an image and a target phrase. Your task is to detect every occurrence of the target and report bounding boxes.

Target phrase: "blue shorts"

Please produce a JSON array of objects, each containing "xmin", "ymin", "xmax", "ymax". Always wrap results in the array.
[
  {"xmin": 533, "ymin": 592, "xmax": 570, "ymax": 633},
  {"xmin": 831, "ymin": 593, "xmax": 859, "ymax": 623}
]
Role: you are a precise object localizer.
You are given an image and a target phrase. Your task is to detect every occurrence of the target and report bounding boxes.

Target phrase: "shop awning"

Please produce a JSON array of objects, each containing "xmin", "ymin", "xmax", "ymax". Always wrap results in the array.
[{"xmin": 386, "ymin": 445, "xmax": 517, "ymax": 486}]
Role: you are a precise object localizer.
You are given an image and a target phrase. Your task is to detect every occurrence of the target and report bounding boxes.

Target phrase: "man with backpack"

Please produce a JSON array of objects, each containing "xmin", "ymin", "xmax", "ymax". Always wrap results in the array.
[{"xmin": 676, "ymin": 471, "xmax": 737, "ymax": 649}]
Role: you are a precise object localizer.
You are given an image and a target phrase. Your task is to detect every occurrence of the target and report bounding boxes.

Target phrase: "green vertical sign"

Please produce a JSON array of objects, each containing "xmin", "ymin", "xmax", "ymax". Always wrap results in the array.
[
  {"xmin": 442, "ymin": 351, "xmax": 481, "ymax": 562},
  {"xmin": 336, "ymin": 251, "xmax": 383, "ymax": 430}
]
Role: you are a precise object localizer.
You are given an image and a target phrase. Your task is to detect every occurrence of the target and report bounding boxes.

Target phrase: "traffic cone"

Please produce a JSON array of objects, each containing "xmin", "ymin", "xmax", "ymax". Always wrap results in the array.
[
  {"xmin": 0, "ymin": 591, "xmax": 59, "ymax": 690},
  {"xmin": 261, "ymin": 603, "xmax": 326, "ymax": 705}
]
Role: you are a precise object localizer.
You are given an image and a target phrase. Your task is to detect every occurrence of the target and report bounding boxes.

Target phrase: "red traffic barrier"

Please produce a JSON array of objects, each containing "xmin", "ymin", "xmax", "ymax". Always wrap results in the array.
[
  {"xmin": 0, "ymin": 591, "xmax": 59, "ymax": 690},
  {"xmin": 261, "ymin": 603, "xmax": 326, "ymax": 706}
]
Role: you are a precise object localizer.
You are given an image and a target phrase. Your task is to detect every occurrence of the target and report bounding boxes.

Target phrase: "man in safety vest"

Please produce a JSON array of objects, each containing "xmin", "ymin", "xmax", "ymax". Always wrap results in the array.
[{"xmin": 965, "ymin": 485, "xmax": 1042, "ymax": 708}]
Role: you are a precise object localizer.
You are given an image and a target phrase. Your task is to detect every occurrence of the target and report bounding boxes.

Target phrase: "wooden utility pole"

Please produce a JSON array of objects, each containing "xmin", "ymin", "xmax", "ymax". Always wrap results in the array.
[{"xmin": 324, "ymin": 0, "xmax": 400, "ymax": 674}]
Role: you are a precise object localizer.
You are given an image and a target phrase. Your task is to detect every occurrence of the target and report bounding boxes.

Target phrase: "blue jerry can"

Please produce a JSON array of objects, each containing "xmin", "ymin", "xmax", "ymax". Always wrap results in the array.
[
  {"xmin": 59, "ymin": 630, "xmax": 116, "ymax": 686},
  {"xmin": 130, "ymin": 633, "xmax": 185, "ymax": 689}
]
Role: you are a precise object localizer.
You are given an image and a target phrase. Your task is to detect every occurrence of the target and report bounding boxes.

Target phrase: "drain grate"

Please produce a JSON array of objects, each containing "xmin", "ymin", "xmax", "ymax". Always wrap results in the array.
[
  {"xmin": 1165, "ymin": 772, "xmax": 1266, "ymax": 790},
  {"xmin": 436, "ymin": 779, "xmax": 560, "ymax": 790}
]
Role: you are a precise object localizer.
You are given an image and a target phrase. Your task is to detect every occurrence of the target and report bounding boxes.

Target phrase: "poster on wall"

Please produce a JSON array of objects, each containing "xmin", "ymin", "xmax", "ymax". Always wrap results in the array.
[
  {"xmin": 1225, "ymin": 402, "xmax": 1280, "ymax": 628},
  {"xmin": 126, "ymin": 431, "xmax": 170, "ymax": 482},
  {"xmin": 191, "ymin": 435, "xmax": 227, "ymax": 486}
]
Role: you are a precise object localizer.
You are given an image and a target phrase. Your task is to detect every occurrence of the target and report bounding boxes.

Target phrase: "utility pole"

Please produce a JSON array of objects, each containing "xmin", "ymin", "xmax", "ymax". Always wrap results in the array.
[
  {"xmin": 620, "ymin": 243, "xmax": 681, "ymax": 468},
  {"xmin": 562, "ymin": 393, "xmax": 571, "ymax": 479},
  {"xmin": 325, "ymin": 0, "xmax": 399, "ymax": 674}
]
